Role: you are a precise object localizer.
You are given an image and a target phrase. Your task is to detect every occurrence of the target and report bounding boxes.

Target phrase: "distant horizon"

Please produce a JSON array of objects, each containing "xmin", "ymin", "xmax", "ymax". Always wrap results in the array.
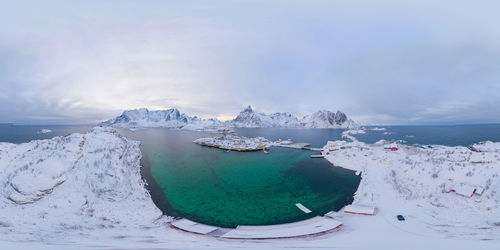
[
  {"xmin": 3, "ymin": 104, "xmax": 500, "ymax": 127},
  {"xmin": 2, "ymin": 1, "xmax": 500, "ymax": 125},
  {"xmin": 7, "ymin": 122, "xmax": 500, "ymax": 127}
]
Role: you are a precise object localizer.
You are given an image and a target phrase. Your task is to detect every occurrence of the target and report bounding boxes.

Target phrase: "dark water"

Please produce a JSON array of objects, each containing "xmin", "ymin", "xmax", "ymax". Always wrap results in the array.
[
  {"xmin": 235, "ymin": 124, "xmax": 500, "ymax": 147},
  {"xmin": 3, "ymin": 124, "xmax": 498, "ymax": 146},
  {"xmin": 234, "ymin": 128, "xmax": 345, "ymax": 148},
  {"xmin": 359, "ymin": 124, "xmax": 500, "ymax": 146},
  {"xmin": 0, "ymin": 124, "xmax": 93, "ymax": 143}
]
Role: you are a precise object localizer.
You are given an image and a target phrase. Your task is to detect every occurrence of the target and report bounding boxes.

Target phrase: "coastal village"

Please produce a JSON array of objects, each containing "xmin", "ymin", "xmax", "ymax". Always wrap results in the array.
[
  {"xmin": 185, "ymin": 128, "xmax": 497, "ymax": 241},
  {"xmin": 193, "ymin": 135, "xmax": 313, "ymax": 152}
]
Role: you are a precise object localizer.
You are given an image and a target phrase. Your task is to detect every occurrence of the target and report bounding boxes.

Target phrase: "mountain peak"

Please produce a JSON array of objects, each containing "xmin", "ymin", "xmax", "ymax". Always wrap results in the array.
[
  {"xmin": 300, "ymin": 109, "xmax": 356, "ymax": 128},
  {"xmin": 242, "ymin": 105, "xmax": 253, "ymax": 113},
  {"xmin": 102, "ymin": 106, "xmax": 358, "ymax": 129},
  {"xmin": 101, "ymin": 108, "xmax": 222, "ymax": 129},
  {"xmin": 230, "ymin": 106, "xmax": 358, "ymax": 128}
]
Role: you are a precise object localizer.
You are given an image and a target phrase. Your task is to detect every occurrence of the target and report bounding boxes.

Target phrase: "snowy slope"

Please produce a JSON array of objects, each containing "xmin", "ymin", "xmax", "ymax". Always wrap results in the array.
[
  {"xmin": 323, "ymin": 136, "xmax": 500, "ymax": 239},
  {"xmin": 0, "ymin": 127, "xmax": 170, "ymax": 242},
  {"xmin": 301, "ymin": 110, "xmax": 359, "ymax": 129},
  {"xmin": 101, "ymin": 108, "xmax": 223, "ymax": 130},
  {"xmin": 230, "ymin": 106, "xmax": 359, "ymax": 128}
]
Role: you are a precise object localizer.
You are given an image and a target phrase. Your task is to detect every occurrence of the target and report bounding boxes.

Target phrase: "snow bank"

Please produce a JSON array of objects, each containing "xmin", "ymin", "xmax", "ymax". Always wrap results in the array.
[
  {"xmin": 323, "ymin": 140, "xmax": 500, "ymax": 239},
  {"xmin": 470, "ymin": 141, "xmax": 500, "ymax": 152}
]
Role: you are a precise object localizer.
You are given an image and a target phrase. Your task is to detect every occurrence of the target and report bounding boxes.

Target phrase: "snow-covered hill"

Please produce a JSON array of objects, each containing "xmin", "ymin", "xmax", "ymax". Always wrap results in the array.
[
  {"xmin": 323, "ymin": 137, "xmax": 500, "ymax": 239},
  {"xmin": 101, "ymin": 108, "xmax": 222, "ymax": 130},
  {"xmin": 230, "ymin": 106, "xmax": 359, "ymax": 128},
  {"xmin": 0, "ymin": 127, "xmax": 170, "ymax": 243}
]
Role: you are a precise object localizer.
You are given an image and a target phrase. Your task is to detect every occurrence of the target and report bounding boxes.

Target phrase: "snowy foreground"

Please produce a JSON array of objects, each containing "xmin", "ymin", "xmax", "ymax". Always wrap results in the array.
[
  {"xmin": 0, "ymin": 128, "xmax": 499, "ymax": 249},
  {"xmin": 323, "ymin": 138, "xmax": 500, "ymax": 240}
]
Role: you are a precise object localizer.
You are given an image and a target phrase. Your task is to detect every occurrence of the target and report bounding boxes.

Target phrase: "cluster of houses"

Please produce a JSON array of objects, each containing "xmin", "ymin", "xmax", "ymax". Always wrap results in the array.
[
  {"xmin": 194, "ymin": 135, "xmax": 273, "ymax": 151},
  {"xmin": 194, "ymin": 135, "xmax": 314, "ymax": 152},
  {"xmin": 321, "ymin": 140, "xmax": 400, "ymax": 157},
  {"xmin": 445, "ymin": 183, "xmax": 484, "ymax": 198}
]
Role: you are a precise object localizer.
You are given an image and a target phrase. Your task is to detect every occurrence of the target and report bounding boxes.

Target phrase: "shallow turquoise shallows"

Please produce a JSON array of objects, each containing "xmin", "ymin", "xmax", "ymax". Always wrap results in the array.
[{"xmin": 118, "ymin": 128, "xmax": 361, "ymax": 228}]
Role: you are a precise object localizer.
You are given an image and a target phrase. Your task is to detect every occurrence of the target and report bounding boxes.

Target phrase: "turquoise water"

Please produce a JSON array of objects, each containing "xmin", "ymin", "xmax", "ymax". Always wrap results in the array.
[
  {"xmin": 2, "ymin": 124, "xmax": 499, "ymax": 228},
  {"xmin": 118, "ymin": 128, "xmax": 360, "ymax": 228}
]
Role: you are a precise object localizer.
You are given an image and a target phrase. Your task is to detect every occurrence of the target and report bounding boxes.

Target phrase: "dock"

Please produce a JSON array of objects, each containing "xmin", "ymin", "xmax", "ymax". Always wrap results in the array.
[
  {"xmin": 171, "ymin": 219, "xmax": 219, "ymax": 234},
  {"xmin": 310, "ymin": 155, "xmax": 325, "ymax": 158},
  {"xmin": 220, "ymin": 216, "xmax": 342, "ymax": 239},
  {"xmin": 307, "ymin": 147, "xmax": 323, "ymax": 151},
  {"xmin": 295, "ymin": 203, "xmax": 312, "ymax": 213},
  {"xmin": 170, "ymin": 215, "xmax": 343, "ymax": 239},
  {"xmin": 277, "ymin": 142, "xmax": 311, "ymax": 149}
]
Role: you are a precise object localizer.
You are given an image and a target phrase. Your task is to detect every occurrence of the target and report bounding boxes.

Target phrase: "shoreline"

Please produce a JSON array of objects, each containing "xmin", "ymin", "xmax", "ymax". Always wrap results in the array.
[
  {"xmin": 322, "ymin": 135, "xmax": 500, "ymax": 240},
  {"xmin": 0, "ymin": 127, "xmax": 499, "ymax": 249}
]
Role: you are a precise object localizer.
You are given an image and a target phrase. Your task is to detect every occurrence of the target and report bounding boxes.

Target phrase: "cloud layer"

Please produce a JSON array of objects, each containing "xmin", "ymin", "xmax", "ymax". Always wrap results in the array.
[{"xmin": 1, "ymin": 0, "xmax": 499, "ymax": 124}]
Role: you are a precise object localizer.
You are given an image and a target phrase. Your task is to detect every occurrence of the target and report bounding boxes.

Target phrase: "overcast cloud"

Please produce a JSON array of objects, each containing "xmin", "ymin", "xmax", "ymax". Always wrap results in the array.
[{"xmin": 1, "ymin": 0, "xmax": 499, "ymax": 124}]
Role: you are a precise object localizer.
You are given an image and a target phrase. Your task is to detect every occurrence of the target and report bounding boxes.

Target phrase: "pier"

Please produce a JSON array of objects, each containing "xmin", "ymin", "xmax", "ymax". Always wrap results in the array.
[{"xmin": 171, "ymin": 216, "xmax": 343, "ymax": 239}]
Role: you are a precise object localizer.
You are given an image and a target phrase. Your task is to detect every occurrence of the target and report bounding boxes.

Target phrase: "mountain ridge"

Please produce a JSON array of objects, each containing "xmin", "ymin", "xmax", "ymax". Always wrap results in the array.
[{"xmin": 101, "ymin": 106, "xmax": 359, "ymax": 129}]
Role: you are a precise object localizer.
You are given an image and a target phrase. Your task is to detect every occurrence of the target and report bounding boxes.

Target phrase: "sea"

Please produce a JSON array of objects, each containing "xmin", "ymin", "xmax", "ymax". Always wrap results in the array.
[{"xmin": 1, "ymin": 123, "xmax": 499, "ymax": 227}]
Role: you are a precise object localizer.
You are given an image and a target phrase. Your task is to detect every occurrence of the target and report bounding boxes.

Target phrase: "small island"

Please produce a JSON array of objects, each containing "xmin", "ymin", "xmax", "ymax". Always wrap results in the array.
[
  {"xmin": 194, "ymin": 135, "xmax": 316, "ymax": 152},
  {"xmin": 194, "ymin": 135, "xmax": 274, "ymax": 151}
]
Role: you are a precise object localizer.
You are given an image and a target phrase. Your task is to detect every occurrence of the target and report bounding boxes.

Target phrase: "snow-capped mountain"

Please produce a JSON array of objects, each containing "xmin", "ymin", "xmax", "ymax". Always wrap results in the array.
[
  {"xmin": 230, "ymin": 106, "xmax": 359, "ymax": 129},
  {"xmin": 301, "ymin": 110, "xmax": 359, "ymax": 129},
  {"xmin": 102, "ymin": 106, "xmax": 359, "ymax": 130},
  {"xmin": 231, "ymin": 106, "xmax": 300, "ymax": 128},
  {"xmin": 101, "ymin": 108, "xmax": 222, "ymax": 129}
]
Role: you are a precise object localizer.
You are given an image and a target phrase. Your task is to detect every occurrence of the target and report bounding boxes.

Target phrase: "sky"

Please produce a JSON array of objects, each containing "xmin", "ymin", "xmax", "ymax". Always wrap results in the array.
[{"xmin": 1, "ymin": 0, "xmax": 499, "ymax": 125}]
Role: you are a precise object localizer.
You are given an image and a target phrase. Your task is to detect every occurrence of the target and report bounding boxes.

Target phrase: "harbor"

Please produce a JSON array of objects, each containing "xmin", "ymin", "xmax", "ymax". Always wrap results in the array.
[
  {"xmin": 193, "ymin": 135, "xmax": 272, "ymax": 151},
  {"xmin": 171, "ymin": 216, "xmax": 343, "ymax": 239},
  {"xmin": 194, "ymin": 136, "xmax": 317, "ymax": 152}
]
